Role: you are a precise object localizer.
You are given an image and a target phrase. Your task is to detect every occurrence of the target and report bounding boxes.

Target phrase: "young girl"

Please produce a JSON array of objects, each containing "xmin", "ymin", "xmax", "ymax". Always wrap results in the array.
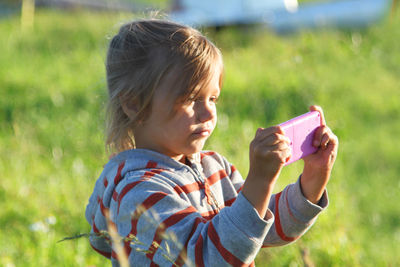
[{"xmin": 85, "ymin": 19, "xmax": 338, "ymax": 266}]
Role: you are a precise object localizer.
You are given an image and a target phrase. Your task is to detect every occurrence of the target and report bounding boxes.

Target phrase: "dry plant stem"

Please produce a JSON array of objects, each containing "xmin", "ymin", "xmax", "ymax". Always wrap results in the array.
[
  {"xmin": 21, "ymin": 0, "xmax": 35, "ymax": 30},
  {"xmin": 105, "ymin": 210, "xmax": 129, "ymax": 267}
]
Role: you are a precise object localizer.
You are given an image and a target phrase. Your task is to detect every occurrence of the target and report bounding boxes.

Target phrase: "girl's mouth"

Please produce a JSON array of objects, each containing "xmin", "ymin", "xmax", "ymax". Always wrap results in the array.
[{"xmin": 193, "ymin": 128, "xmax": 211, "ymax": 137}]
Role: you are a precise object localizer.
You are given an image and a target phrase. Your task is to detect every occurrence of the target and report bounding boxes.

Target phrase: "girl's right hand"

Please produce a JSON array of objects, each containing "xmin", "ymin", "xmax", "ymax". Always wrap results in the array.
[
  {"xmin": 242, "ymin": 126, "xmax": 292, "ymax": 219},
  {"xmin": 248, "ymin": 126, "xmax": 292, "ymax": 185}
]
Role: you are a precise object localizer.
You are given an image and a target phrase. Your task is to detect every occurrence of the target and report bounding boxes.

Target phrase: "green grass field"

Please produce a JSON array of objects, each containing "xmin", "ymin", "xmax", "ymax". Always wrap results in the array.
[{"xmin": 1, "ymin": 7, "xmax": 400, "ymax": 267}]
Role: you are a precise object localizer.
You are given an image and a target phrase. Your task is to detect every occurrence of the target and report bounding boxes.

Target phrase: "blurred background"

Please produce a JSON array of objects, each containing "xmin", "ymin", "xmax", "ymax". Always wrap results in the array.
[{"xmin": 1, "ymin": 0, "xmax": 399, "ymax": 266}]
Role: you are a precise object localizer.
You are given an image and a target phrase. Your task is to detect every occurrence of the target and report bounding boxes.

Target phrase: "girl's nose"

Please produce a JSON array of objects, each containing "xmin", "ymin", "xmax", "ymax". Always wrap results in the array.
[{"xmin": 197, "ymin": 101, "xmax": 216, "ymax": 123}]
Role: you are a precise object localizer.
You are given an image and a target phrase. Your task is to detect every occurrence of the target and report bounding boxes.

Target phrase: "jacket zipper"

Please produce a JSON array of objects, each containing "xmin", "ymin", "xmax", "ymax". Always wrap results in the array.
[{"xmin": 190, "ymin": 166, "xmax": 221, "ymax": 213}]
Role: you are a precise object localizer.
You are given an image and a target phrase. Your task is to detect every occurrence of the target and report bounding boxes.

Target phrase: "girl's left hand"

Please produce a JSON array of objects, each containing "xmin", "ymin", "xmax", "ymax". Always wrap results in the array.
[
  {"xmin": 303, "ymin": 105, "xmax": 338, "ymax": 171},
  {"xmin": 301, "ymin": 105, "xmax": 339, "ymax": 203}
]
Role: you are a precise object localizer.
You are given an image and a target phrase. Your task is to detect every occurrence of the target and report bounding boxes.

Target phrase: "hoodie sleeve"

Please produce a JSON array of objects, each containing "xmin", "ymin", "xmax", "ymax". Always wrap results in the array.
[
  {"xmin": 215, "ymin": 153, "xmax": 329, "ymax": 248},
  {"xmin": 110, "ymin": 174, "xmax": 274, "ymax": 267},
  {"xmin": 262, "ymin": 177, "xmax": 328, "ymax": 247}
]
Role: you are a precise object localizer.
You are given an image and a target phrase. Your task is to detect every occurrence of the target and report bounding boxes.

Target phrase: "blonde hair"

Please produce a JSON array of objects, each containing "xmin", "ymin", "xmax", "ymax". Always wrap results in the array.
[{"xmin": 105, "ymin": 19, "xmax": 223, "ymax": 153}]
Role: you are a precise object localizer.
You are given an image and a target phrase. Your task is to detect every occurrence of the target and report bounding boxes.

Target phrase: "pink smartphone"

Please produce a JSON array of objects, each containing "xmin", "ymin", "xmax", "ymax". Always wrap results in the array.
[{"xmin": 279, "ymin": 111, "xmax": 322, "ymax": 165}]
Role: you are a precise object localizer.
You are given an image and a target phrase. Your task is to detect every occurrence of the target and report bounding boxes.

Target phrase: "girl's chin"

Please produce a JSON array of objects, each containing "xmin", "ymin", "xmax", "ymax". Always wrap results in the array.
[{"xmin": 187, "ymin": 142, "xmax": 207, "ymax": 154}]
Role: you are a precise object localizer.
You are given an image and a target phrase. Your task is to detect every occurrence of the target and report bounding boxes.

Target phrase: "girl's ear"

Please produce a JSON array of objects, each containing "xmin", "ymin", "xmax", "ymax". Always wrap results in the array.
[{"xmin": 120, "ymin": 96, "xmax": 140, "ymax": 120}]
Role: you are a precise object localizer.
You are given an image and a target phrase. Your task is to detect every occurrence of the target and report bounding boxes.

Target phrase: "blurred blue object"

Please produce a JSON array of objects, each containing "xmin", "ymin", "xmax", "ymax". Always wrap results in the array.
[
  {"xmin": 169, "ymin": 0, "xmax": 298, "ymax": 27},
  {"xmin": 169, "ymin": 0, "xmax": 392, "ymax": 32},
  {"xmin": 0, "ymin": 3, "xmax": 19, "ymax": 17},
  {"xmin": 267, "ymin": 0, "xmax": 393, "ymax": 33}
]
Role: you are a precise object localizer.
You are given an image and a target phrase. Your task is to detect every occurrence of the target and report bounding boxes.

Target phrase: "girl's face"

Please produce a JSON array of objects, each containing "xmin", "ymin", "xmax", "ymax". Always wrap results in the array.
[{"xmin": 133, "ymin": 70, "xmax": 221, "ymax": 163}]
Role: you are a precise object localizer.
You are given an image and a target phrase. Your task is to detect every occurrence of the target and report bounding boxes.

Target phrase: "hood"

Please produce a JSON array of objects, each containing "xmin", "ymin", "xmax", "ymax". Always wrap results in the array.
[{"xmin": 85, "ymin": 149, "xmax": 199, "ymax": 256}]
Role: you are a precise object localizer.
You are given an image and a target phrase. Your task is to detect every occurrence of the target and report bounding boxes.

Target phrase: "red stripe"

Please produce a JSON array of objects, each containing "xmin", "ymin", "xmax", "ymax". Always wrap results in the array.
[
  {"xmin": 195, "ymin": 234, "xmax": 205, "ymax": 267},
  {"xmin": 207, "ymin": 222, "xmax": 246, "ymax": 266},
  {"xmin": 206, "ymin": 170, "xmax": 228, "ymax": 186},
  {"xmin": 98, "ymin": 197, "xmax": 108, "ymax": 217},
  {"xmin": 146, "ymin": 161, "xmax": 158, "ymax": 169},
  {"xmin": 112, "ymin": 191, "xmax": 118, "ymax": 202},
  {"xmin": 147, "ymin": 206, "xmax": 197, "ymax": 261},
  {"xmin": 230, "ymin": 164, "xmax": 237, "ymax": 174},
  {"xmin": 173, "ymin": 185, "xmax": 185, "ymax": 195},
  {"xmin": 92, "ymin": 220, "xmax": 100, "ymax": 234},
  {"xmin": 173, "ymin": 174, "xmax": 225, "ymax": 198},
  {"xmin": 123, "ymin": 192, "xmax": 168, "ymax": 258},
  {"xmin": 117, "ymin": 167, "xmax": 164, "ymax": 214},
  {"xmin": 143, "ymin": 169, "xmax": 164, "ymax": 177},
  {"xmin": 224, "ymin": 197, "xmax": 236, "ymax": 207},
  {"xmin": 174, "ymin": 254, "xmax": 185, "ymax": 267},
  {"xmin": 115, "ymin": 167, "xmax": 162, "ymax": 257},
  {"xmin": 111, "ymin": 250, "xmax": 117, "ymax": 259},
  {"xmin": 122, "ymin": 240, "xmax": 132, "ymax": 258},
  {"xmin": 92, "ymin": 221, "xmax": 110, "ymax": 241},
  {"xmin": 91, "ymin": 222, "xmax": 112, "ymax": 257},
  {"xmin": 103, "ymin": 177, "xmax": 108, "ymax": 187},
  {"xmin": 274, "ymin": 192, "xmax": 298, "ymax": 242},
  {"xmin": 200, "ymin": 210, "xmax": 218, "ymax": 220},
  {"xmin": 200, "ymin": 151, "xmax": 215, "ymax": 160},
  {"xmin": 130, "ymin": 192, "xmax": 168, "ymax": 236},
  {"xmin": 237, "ymin": 184, "xmax": 244, "ymax": 193},
  {"xmin": 90, "ymin": 243, "xmax": 111, "ymax": 259},
  {"xmin": 117, "ymin": 180, "xmax": 146, "ymax": 214},
  {"xmin": 174, "ymin": 216, "xmax": 206, "ymax": 266},
  {"xmin": 174, "ymin": 181, "xmax": 202, "ymax": 195},
  {"xmin": 114, "ymin": 161, "xmax": 126, "ymax": 185}
]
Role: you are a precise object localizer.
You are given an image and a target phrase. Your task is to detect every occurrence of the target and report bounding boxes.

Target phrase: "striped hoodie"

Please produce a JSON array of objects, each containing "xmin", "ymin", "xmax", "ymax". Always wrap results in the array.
[{"xmin": 85, "ymin": 149, "xmax": 328, "ymax": 266}]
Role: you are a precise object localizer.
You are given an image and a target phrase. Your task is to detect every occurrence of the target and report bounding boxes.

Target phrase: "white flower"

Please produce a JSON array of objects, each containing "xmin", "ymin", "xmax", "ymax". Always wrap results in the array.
[{"xmin": 29, "ymin": 221, "xmax": 49, "ymax": 233}]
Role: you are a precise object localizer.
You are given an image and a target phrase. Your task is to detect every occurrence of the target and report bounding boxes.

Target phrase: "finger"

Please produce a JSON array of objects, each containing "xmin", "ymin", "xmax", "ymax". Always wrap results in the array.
[
  {"xmin": 255, "ymin": 127, "xmax": 264, "ymax": 136},
  {"xmin": 276, "ymin": 148, "xmax": 292, "ymax": 164},
  {"xmin": 320, "ymin": 132, "xmax": 331, "ymax": 149},
  {"xmin": 269, "ymin": 140, "xmax": 291, "ymax": 152},
  {"xmin": 259, "ymin": 132, "xmax": 291, "ymax": 147},
  {"xmin": 322, "ymin": 133, "xmax": 339, "ymax": 162},
  {"xmin": 309, "ymin": 105, "xmax": 326, "ymax": 126},
  {"xmin": 266, "ymin": 147, "xmax": 292, "ymax": 164},
  {"xmin": 282, "ymin": 144, "xmax": 292, "ymax": 163},
  {"xmin": 255, "ymin": 127, "xmax": 289, "ymax": 143},
  {"xmin": 253, "ymin": 137, "xmax": 291, "ymax": 158},
  {"xmin": 256, "ymin": 126, "xmax": 284, "ymax": 137},
  {"xmin": 325, "ymin": 131, "xmax": 339, "ymax": 150},
  {"xmin": 313, "ymin": 125, "xmax": 330, "ymax": 147}
]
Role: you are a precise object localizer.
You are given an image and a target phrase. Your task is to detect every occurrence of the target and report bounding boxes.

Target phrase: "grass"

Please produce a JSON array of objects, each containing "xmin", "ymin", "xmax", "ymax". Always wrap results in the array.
[{"xmin": 1, "ymin": 7, "xmax": 399, "ymax": 266}]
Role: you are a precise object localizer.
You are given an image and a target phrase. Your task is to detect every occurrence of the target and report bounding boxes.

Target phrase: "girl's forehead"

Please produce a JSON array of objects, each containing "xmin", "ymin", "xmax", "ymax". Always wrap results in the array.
[{"xmin": 165, "ymin": 63, "xmax": 223, "ymax": 95}]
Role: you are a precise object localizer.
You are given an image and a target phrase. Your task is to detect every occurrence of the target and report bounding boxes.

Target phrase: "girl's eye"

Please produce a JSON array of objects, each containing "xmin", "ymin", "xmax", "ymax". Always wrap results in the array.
[
  {"xmin": 210, "ymin": 96, "xmax": 219, "ymax": 104},
  {"xmin": 185, "ymin": 95, "xmax": 219, "ymax": 104}
]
